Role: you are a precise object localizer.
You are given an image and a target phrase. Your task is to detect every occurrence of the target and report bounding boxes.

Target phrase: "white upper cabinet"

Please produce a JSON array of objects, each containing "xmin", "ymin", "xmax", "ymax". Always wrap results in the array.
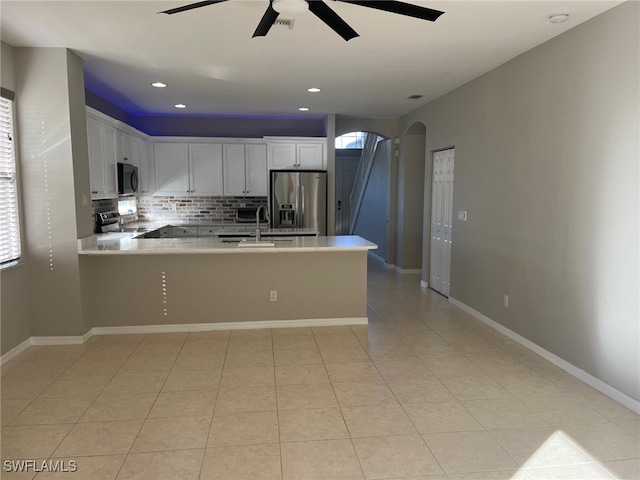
[
  {"xmin": 87, "ymin": 116, "xmax": 117, "ymax": 199},
  {"xmin": 223, "ymin": 143, "xmax": 267, "ymax": 197},
  {"xmin": 266, "ymin": 138, "xmax": 326, "ymax": 170},
  {"xmin": 136, "ymin": 137, "xmax": 154, "ymax": 195},
  {"xmin": 154, "ymin": 142, "xmax": 223, "ymax": 196},
  {"xmin": 189, "ymin": 144, "xmax": 223, "ymax": 195},
  {"xmin": 154, "ymin": 143, "xmax": 189, "ymax": 195}
]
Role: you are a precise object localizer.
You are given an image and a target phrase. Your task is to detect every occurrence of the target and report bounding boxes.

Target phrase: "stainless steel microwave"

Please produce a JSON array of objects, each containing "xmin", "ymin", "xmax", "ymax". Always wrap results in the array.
[{"xmin": 117, "ymin": 163, "xmax": 138, "ymax": 195}]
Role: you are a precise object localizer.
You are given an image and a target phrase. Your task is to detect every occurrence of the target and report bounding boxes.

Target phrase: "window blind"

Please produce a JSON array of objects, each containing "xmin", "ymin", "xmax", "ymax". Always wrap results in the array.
[{"xmin": 0, "ymin": 96, "xmax": 21, "ymax": 266}]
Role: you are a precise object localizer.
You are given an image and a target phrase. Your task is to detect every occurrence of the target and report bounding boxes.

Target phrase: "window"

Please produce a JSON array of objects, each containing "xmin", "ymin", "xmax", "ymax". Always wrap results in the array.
[
  {"xmin": 335, "ymin": 131, "xmax": 367, "ymax": 149},
  {"xmin": 0, "ymin": 93, "xmax": 21, "ymax": 267}
]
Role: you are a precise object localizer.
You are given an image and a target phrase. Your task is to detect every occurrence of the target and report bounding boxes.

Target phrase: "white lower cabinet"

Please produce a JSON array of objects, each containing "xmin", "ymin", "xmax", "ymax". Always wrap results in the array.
[
  {"xmin": 223, "ymin": 143, "xmax": 267, "ymax": 197},
  {"xmin": 154, "ymin": 143, "xmax": 223, "ymax": 196}
]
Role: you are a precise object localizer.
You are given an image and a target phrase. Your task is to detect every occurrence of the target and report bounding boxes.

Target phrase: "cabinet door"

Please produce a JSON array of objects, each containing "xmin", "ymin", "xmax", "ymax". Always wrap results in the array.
[
  {"xmin": 189, "ymin": 144, "xmax": 223, "ymax": 195},
  {"xmin": 101, "ymin": 124, "xmax": 118, "ymax": 197},
  {"xmin": 297, "ymin": 142, "xmax": 325, "ymax": 169},
  {"xmin": 245, "ymin": 144, "xmax": 268, "ymax": 196},
  {"xmin": 127, "ymin": 135, "xmax": 141, "ymax": 168},
  {"xmin": 268, "ymin": 143, "xmax": 297, "ymax": 169},
  {"xmin": 115, "ymin": 130, "xmax": 130, "ymax": 164},
  {"xmin": 223, "ymin": 144, "xmax": 247, "ymax": 196},
  {"xmin": 138, "ymin": 138, "xmax": 154, "ymax": 195},
  {"xmin": 154, "ymin": 143, "xmax": 189, "ymax": 195},
  {"xmin": 87, "ymin": 118, "xmax": 105, "ymax": 198}
]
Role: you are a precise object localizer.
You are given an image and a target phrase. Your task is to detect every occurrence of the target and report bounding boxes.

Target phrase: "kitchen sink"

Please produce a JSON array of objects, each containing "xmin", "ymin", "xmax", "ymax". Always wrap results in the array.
[{"xmin": 221, "ymin": 237, "xmax": 293, "ymax": 243}]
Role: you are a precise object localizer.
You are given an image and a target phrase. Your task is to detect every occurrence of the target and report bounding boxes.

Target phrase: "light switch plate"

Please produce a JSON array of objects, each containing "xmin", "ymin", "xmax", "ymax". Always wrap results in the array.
[{"xmin": 457, "ymin": 211, "xmax": 467, "ymax": 221}]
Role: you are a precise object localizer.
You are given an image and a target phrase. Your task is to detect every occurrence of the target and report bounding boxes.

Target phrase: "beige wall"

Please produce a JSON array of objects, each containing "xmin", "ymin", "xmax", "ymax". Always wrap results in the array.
[
  {"xmin": 83, "ymin": 251, "xmax": 368, "ymax": 327},
  {"xmin": 15, "ymin": 48, "xmax": 90, "ymax": 338},
  {"xmin": 399, "ymin": 3, "xmax": 639, "ymax": 401},
  {"xmin": 1, "ymin": 42, "xmax": 32, "ymax": 354}
]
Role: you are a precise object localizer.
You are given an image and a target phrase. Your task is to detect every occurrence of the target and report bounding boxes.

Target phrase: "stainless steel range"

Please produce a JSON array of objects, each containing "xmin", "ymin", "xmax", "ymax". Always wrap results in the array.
[{"xmin": 95, "ymin": 211, "xmax": 121, "ymax": 233}]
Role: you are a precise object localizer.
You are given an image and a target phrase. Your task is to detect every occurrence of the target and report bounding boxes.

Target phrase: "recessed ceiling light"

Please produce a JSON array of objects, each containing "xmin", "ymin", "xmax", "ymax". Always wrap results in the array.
[
  {"xmin": 307, "ymin": 87, "xmax": 321, "ymax": 93},
  {"xmin": 298, "ymin": 107, "xmax": 310, "ymax": 111},
  {"xmin": 174, "ymin": 104, "xmax": 187, "ymax": 109},
  {"xmin": 151, "ymin": 82, "xmax": 167, "ymax": 88},
  {"xmin": 548, "ymin": 13, "xmax": 569, "ymax": 24}
]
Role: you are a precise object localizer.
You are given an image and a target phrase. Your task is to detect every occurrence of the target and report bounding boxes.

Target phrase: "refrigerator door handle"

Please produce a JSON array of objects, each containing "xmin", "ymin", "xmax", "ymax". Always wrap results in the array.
[{"xmin": 300, "ymin": 184, "xmax": 305, "ymax": 228}]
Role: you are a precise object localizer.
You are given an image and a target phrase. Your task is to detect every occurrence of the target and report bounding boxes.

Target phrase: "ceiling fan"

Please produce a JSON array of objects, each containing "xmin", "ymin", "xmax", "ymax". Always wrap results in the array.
[{"xmin": 159, "ymin": 0, "xmax": 444, "ymax": 41}]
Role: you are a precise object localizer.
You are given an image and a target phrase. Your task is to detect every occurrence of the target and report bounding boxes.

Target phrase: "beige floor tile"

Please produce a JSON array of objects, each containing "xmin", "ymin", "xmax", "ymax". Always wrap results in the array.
[
  {"xmin": 319, "ymin": 346, "xmax": 371, "ymax": 364},
  {"xmin": 439, "ymin": 375, "xmax": 513, "ymax": 401},
  {"xmin": 1, "ymin": 460, "xmax": 43, "ymax": 479},
  {"xmin": 281, "ymin": 439, "xmax": 364, "ymax": 480},
  {"xmin": 274, "ymin": 348, "xmax": 323, "ymax": 366},
  {"xmin": 101, "ymin": 373, "xmax": 167, "ymax": 395},
  {"xmin": 315, "ymin": 333, "xmax": 361, "ymax": 348},
  {"xmin": 214, "ymin": 385, "xmax": 276, "ymax": 414},
  {"xmin": 172, "ymin": 352, "xmax": 226, "ymax": 371},
  {"xmin": 64, "ymin": 357, "xmax": 126, "ymax": 376},
  {"xmin": 333, "ymin": 382, "xmax": 398, "ymax": 407},
  {"xmin": 312, "ymin": 326, "xmax": 354, "ymax": 335},
  {"xmin": 275, "ymin": 364, "xmax": 329, "ymax": 385},
  {"xmin": 490, "ymin": 427, "xmax": 597, "ymax": 468},
  {"xmin": 80, "ymin": 393, "xmax": 156, "ymax": 422},
  {"xmin": 341, "ymin": 405, "xmax": 417, "ymax": 438},
  {"xmin": 1, "ymin": 424, "xmax": 73, "ymax": 459},
  {"xmin": 5, "ymin": 361, "xmax": 69, "ymax": 379},
  {"xmin": 149, "ymin": 390, "xmax": 216, "ymax": 418},
  {"xmin": 94, "ymin": 334, "xmax": 146, "ymax": 345},
  {"xmin": 39, "ymin": 374, "xmax": 112, "ymax": 399},
  {"xmin": 273, "ymin": 335, "xmax": 318, "ymax": 349},
  {"xmin": 209, "ymin": 411, "xmax": 279, "ymax": 447},
  {"xmin": 353, "ymin": 434, "xmax": 444, "ymax": 479},
  {"xmin": 423, "ymin": 356, "xmax": 484, "ymax": 378},
  {"xmin": 116, "ymin": 449, "xmax": 203, "ymax": 480},
  {"xmin": 118, "ymin": 355, "xmax": 176, "ymax": 374},
  {"xmin": 404, "ymin": 401, "xmax": 484, "ymax": 434},
  {"xmin": 387, "ymin": 378, "xmax": 456, "ymax": 404},
  {"xmin": 324, "ymin": 362, "xmax": 383, "ymax": 384},
  {"xmin": 493, "ymin": 374, "xmax": 568, "ymax": 399},
  {"xmin": 228, "ymin": 336, "xmax": 273, "ymax": 350},
  {"xmin": 11, "ymin": 397, "xmax": 94, "ymax": 425},
  {"xmin": 53, "ymin": 420, "xmax": 143, "ymax": 457},
  {"xmin": 201, "ymin": 443, "xmax": 281, "ymax": 480},
  {"xmin": 561, "ymin": 423, "xmax": 640, "ymax": 462},
  {"xmin": 364, "ymin": 344, "xmax": 419, "ymax": 362},
  {"xmin": 220, "ymin": 365, "xmax": 275, "ymax": 388},
  {"xmin": 525, "ymin": 462, "xmax": 617, "ymax": 479},
  {"xmin": 462, "ymin": 398, "xmax": 546, "ymax": 430},
  {"xmin": 373, "ymin": 359, "xmax": 434, "ymax": 385},
  {"xmin": 132, "ymin": 342, "xmax": 185, "ymax": 357},
  {"xmin": 423, "ymin": 430, "xmax": 518, "ymax": 474},
  {"xmin": 278, "ymin": 407, "xmax": 349, "ymax": 442},
  {"xmin": 446, "ymin": 471, "xmax": 529, "ymax": 480},
  {"xmin": 180, "ymin": 338, "xmax": 228, "ymax": 355},
  {"xmin": 161, "ymin": 369, "xmax": 221, "ymax": 392},
  {"xmin": 131, "ymin": 415, "xmax": 210, "ymax": 452},
  {"xmin": 84, "ymin": 344, "xmax": 138, "ymax": 359},
  {"xmin": 277, "ymin": 384, "xmax": 338, "ymax": 410},
  {"xmin": 272, "ymin": 327, "xmax": 313, "ymax": 336},
  {"xmin": 224, "ymin": 348, "xmax": 274, "ymax": 367},
  {"xmin": 37, "ymin": 455, "xmax": 126, "ymax": 479},
  {"xmin": 186, "ymin": 330, "xmax": 231, "ymax": 341},
  {"xmin": 1, "ymin": 376, "xmax": 56, "ymax": 400},
  {"xmin": 1, "ymin": 399, "xmax": 31, "ymax": 426},
  {"xmin": 521, "ymin": 395, "xmax": 610, "ymax": 425},
  {"xmin": 601, "ymin": 458, "xmax": 640, "ymax": 480}
]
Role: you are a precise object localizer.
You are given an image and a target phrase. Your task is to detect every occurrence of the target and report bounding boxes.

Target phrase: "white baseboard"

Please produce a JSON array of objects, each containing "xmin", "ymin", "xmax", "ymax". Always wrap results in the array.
[
  {"xmin": 395, "ymin": 266, "xmax": 422, "ymax": 274},
  {"xmin": 0, "ymin": 337, "xmax": 32, "ymax": 365},
  {"xmin": 368, "ymin": 251, "xmax": 394, "ymax": 269},
  {"xmin": 1, "ymin": 317, "xmax": 369, "ymax": 364},
  {"xmin": 92, "ymin": 317, "xmax": 368, "ymax": 335},
  {"xmin": 448, "ymin": 297, "xmax": 640, "ymax": 415},
  {"xmin": 420, "ymin": 280, "xmax": 429, "ymax": 289}
]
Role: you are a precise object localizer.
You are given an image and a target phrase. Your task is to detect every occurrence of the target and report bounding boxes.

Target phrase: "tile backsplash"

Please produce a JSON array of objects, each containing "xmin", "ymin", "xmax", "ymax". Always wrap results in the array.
[{"xmin": 136, "ymin": 196, "xmax": 268, "ymax": 224}]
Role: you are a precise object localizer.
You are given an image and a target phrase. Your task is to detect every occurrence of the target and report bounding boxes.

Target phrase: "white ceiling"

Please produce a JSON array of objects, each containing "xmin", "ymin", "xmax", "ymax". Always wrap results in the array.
[{"xmin": 0, "ymin": 0, "xmax": 622, "ymax": 119}]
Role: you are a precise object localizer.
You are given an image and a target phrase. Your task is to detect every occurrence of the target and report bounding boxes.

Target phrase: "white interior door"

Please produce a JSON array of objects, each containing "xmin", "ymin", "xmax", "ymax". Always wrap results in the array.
[{"xmin": 430, "ymin": 148, "xmax": 454, "ymax": 297}]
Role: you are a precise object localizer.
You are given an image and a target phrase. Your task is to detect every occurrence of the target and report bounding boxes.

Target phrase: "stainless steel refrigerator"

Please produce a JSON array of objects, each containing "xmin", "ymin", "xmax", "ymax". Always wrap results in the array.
[{"xmin": 270, "ymin": 170, "xmax": 327, "ymax": 235}]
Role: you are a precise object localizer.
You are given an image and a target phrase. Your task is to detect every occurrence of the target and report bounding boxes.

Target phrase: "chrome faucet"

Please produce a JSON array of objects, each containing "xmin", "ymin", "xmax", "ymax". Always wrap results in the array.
[{"xmin": 255, "ymin": 205, "xmax": 269, "ymax": 242}]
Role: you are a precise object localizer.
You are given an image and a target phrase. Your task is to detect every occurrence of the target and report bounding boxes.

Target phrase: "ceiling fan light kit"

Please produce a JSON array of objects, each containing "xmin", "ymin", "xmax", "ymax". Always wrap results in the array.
[{"xmin": 160, "ymin": 0, "xmax": 445, "ymax": 41}]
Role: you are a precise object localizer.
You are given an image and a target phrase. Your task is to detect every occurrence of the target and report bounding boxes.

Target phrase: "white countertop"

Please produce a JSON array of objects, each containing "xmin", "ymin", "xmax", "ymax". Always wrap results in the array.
[{"xmin": 78, "ymin": 234, "xmax": 378, "ymax": 255}]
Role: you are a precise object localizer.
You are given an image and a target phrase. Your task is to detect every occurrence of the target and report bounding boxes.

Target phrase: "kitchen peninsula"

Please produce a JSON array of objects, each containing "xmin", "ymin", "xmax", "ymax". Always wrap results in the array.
[{"xmin": 78, "ymin": 235, "xmax": 377, "ymax": 333}]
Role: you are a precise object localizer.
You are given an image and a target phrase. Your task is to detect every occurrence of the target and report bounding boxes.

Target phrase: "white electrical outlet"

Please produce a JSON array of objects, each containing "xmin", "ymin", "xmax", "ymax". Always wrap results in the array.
[
  {"xmin": 457, "ymin": 211, "xmax": 467, "ymax": 221},
  {"xmin": 503, "ymin": 295, "xmax": 509, "ymax": 308},
  {"xmin": 270, "ymin": 290, "xmax": 277, "ymax": 302}
]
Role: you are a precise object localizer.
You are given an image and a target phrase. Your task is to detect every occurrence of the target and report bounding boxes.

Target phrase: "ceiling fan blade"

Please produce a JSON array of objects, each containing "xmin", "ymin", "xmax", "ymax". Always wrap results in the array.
[
  {"xmin": 252, "ymin": 1, "xmax": 280, "ymax": 37},
  {"xmin": 159, "ymin": 0, "xmax": 229, "ymax": 15},
  {"xmin": 307, "ymin": 1, "xmax": 359, "ymax": 41},
  {"xmin": 336, "ymin": 0, "xmax": 444, "ymax": 22}
]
